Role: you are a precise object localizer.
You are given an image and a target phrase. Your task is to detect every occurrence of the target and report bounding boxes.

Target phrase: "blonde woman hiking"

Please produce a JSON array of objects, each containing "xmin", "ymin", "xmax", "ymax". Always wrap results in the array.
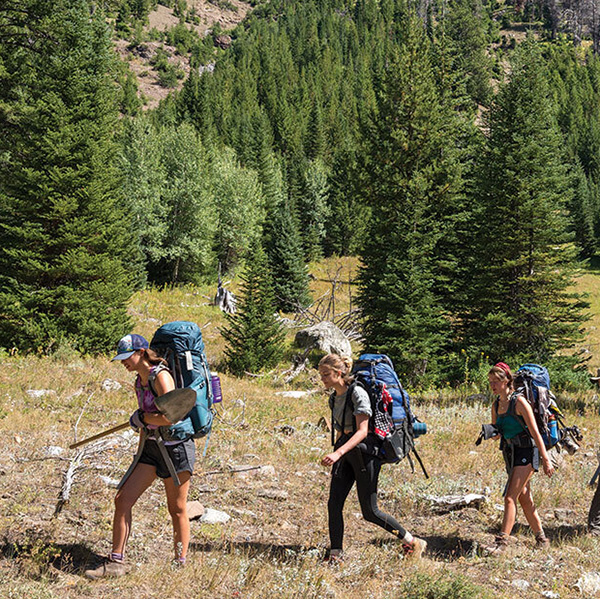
[{"xmin": 318, "ymin": 353, "xmax": 426, "ymax": 563}]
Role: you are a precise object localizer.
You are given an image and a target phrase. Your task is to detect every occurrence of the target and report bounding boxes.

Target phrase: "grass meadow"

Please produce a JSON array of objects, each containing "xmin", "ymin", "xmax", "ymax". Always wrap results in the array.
[{"xmin": 1, "ymin": 257, "xmax": 600, "ymax": 598}]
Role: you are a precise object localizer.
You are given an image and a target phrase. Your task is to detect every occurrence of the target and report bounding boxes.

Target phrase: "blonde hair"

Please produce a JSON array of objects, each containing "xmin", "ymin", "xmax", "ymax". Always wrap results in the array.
[{"xmin": 318, "ymin": 353, "xmax": 354, "ymax": 384}]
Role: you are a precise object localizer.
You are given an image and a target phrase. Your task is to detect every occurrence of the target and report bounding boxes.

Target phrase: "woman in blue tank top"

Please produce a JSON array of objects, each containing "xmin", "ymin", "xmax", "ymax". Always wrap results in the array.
[{"xmin": 484, "ymin": 362, "xmax": 553, "ymax": 555}]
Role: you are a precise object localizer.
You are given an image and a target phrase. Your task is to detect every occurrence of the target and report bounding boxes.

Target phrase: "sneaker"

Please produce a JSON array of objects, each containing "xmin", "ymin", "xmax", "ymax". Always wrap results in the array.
[
  {"xmin": 402, "ymin": 537, "xmax": 427, "ymax": 559},
  {"xmin": 482, "ymin": 534, "xmax": 510, "ymax": 556},
  {"xmin": 84, "ymin": 557, "xmax": 127, "ymax": 580},
  {"xmin": 535, "ymin": 535, "xmax": 550, "ymax": 549},
  {"xmin": 322, "ymin": 549, "xmax": 343, "ymax": 566}
]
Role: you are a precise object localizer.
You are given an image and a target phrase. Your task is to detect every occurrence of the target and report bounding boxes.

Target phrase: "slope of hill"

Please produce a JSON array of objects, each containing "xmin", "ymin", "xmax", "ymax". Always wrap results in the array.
[{"xmin": 117, "ymin": 0, "xmax": 252, "ymax": 110}]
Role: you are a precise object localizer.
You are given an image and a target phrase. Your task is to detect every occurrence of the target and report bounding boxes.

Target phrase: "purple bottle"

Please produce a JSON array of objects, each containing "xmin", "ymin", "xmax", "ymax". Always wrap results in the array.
[{"xmin": 210, "ymin": 374, "xmax": 223, "ymax": 403}]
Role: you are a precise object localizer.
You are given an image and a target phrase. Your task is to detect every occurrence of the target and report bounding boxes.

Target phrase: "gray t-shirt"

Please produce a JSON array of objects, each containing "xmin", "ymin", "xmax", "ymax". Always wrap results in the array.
[{"xmin": 330, "ymin": 385, "xmax": 372, "ymax": 433}]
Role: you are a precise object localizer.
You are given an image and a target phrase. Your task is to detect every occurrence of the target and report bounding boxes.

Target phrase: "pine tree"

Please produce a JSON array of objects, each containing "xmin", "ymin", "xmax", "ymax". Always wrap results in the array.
[
  {"xmin": 258, "ymin": 146, "xmax": 310, "ymax": 312},
  {"xmin": 465, "ymin": 41, "xmax": 587, "ymax": 362},
  {"xmin": 0, "ymin": 0, "xmax": 135, "ymax": 353},
  {"xmin": 221, "ymin": 241, "xmax": 285, "ymax": 376},
  {"xmin": 356, "ymin": 10, "xmax": 465, "ymax": 385}
]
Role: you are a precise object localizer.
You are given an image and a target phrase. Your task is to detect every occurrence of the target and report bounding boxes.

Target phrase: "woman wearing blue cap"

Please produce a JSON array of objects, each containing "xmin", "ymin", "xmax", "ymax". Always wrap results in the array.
[{"xmin": 85, "ymin": 334, "xmax": 195, "ymax": 579}]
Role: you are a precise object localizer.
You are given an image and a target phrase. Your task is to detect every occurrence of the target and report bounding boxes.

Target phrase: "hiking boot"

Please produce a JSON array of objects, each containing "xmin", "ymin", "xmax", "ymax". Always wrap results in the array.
[
  {"xmin": 322, "ymin": 549, "xmax": 343, "ymax": 566},
  {"xmin": 482, "ymin": 533, "xmax": 510, "ymax": 556},
  {"xmin": 535, "ymin": 534, "xmax": 550, "ymax": 549},
  {"xmin": 402, "ymin": 537, "xmax": 427, "ymax": 559},
  {"xmin": 84, "ymin": 557, "xmax": 127, "ymax": 580}
]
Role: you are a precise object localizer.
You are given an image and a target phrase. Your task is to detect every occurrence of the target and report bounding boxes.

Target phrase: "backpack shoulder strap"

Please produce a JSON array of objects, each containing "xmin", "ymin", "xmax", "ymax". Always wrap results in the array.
[
  {"xmin": 508, "ymin": 392, "xmax": 528, "ymax": 428},
  {"xmin": 148, "ymin": 363, "xmax": 171, "ymax": 397}
]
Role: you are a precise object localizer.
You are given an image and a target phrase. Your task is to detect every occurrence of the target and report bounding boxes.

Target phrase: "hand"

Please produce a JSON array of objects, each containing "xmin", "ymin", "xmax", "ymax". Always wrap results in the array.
[
  {"xmin": 542, "ymin": 457, "xmax": 554, "ymax": 478},
  {"xmin": 129, "ymin": 409, "xmax": 145, "ymax": 432},
  {"xmin": 321, "ymin": 451, "xmax": 342, "ymax": 467}
]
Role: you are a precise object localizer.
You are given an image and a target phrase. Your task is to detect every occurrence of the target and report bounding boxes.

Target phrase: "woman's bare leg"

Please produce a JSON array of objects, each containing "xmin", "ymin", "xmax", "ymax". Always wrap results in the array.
[{"xmin": 163, "ymin": 471, "xmax": 191, "ymax": 561}]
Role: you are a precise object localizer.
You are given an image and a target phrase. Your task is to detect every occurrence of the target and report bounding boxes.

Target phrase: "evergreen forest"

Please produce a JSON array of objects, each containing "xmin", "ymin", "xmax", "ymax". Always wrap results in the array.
[{"xmin": 2, "ymin": 0, "xmax": 600, "ymax": 387}]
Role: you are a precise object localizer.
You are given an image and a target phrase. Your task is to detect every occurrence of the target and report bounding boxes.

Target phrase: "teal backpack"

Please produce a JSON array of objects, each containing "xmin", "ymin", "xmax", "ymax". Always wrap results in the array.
[{"xmin": 149, "ymin": 321, "xmax": 214, "ymax": 444}]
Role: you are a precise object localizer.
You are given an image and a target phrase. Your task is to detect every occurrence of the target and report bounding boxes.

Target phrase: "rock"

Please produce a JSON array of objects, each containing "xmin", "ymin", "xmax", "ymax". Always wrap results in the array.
[
  {"xmin": 294, "ymin": 322, "xmax": 351, "ymax": 357},
  {"xmin": 554, "ymin": 508, "xmax": 575, "ymax": 522},
  {"xmin": 274, "ymin": 424, "xmax": 296, "ymax": 435},
  {"xmin": 542, "ymin": 592, "xmax": 560, "ymax": 599},
  {"xmin": 26, "ymin": 389, "xmax": 56, "ymax": 398},
  {"xmin": 44, "ymin": 446, "xmax": 64, "ymax": 457},
  {"xmin": 235, "ymin": 465, "xmax": 277, "ymax": 480},
  {"xmin": 575, "ymin": 572, "xmax": 600, "ymax": 595},
  {"xmin": 230, "ymin": 507, "xmax": 258, "ymax": 519},
  {"xmin": 256, "ymin": 488, "xmax": 288, "ymax": 501},
  {"xmin": 101, "ymin": 379, "xmax": 122, "ymax": 392},
  {"xmin": 424, "ymin": 493, "xmax": 488, "ymax": 511},
  {"xmin": 99, "ymin": 476, "xmax": 120, "ymax": 488},
  {"xmin": 214, "ymin": 34, "xmax": 232, "ymax": 49},
  {"xmin": 187, "ymin": 501, "xmax": 205, "ymax": 520},
  {"xmin": 200, "ymin": 508, "xmax": 231, "ymax": 524},
  {"xmin": 511, "ymin": 580, "xmax": 530, "ymax": 591},
  {"xmin": 195, "ymin": 484, "xmax": 217, "ymax": 493},
  {"xmin": 274, "ymin": 391, "xmax": 311, "ymax": 399}
]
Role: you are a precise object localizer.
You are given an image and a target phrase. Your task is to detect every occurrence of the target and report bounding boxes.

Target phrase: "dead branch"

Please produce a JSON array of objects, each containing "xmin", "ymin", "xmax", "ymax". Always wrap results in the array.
[{"xmin": 202, "ymin": 465, "xmax": 264, "ymax": 476}]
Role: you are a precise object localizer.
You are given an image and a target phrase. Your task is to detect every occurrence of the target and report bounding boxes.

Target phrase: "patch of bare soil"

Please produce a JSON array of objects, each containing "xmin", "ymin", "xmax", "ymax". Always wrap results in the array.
[
  {"xmin": 118, "ymin": 1, "xmax": 252, "ymax": 111},
  {"xmin": 149, "ymin": 0, "xmax": 252, "ymax": 36},
  {"xmin": 116, "ymin": 39, "xmax": 190, "ymax": 111}
]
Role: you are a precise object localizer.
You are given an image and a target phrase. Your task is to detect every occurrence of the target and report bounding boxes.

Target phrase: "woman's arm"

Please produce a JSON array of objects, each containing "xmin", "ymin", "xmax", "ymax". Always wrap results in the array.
[
  {"xmin": 143, "ymin": 369, "xmax": 176, "ymax": 427},
  {"xmin": 515, "ymin": 396, "xmax": 554, "ymax": 477},
  {"xmin": 321, "ymin": 414, "xmax": 369, "ymax": 467}
]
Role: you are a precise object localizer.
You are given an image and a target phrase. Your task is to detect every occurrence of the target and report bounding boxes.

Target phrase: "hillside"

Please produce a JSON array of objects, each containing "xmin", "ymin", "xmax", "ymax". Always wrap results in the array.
[
  {"xmin": 1, "ymin": 258, "xmax": 600, "ymax": 598},
  {"xmin": 116, "ymin": 0, "xmax": 253, "ymax": 110}
]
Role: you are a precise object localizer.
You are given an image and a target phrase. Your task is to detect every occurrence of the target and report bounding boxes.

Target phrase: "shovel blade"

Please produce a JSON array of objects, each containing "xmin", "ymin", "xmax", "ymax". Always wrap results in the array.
[{"xmin": 155, "ymin": 387, "xmax": 196, "ymax": 424}]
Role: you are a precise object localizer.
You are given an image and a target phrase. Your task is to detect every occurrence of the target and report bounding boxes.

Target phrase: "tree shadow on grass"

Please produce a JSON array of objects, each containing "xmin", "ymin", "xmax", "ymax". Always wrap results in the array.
[
  {"xmin": 0, "ymin": 540, "xmax": 101, "ymax": 576},
  {"xmin": 372, "ymin": 535, "xmax": 477, "ymax": 561},
  {"xmin": 190, "ymin": 539, "xmax": 321, "ymax": 562}
]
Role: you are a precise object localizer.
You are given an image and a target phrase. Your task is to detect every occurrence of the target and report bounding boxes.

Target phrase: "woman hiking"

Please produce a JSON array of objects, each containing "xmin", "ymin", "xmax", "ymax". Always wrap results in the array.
[
  {"xmin": 318, "ymin": 353, "xmax": 427, "ymax": 563},
  {"xmin": 85, "ymin": 334, "xmax": 195, "ymax": 579},
  {"xmin": 484, "ymin": 362, "xmax": 553, "ymax": 555}
]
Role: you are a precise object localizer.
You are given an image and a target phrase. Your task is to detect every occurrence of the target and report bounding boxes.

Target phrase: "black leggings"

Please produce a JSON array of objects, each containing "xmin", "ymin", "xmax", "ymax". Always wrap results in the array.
[{"xmin": 328, "ymin": 446, "xmax": 407, "ymax": 550}]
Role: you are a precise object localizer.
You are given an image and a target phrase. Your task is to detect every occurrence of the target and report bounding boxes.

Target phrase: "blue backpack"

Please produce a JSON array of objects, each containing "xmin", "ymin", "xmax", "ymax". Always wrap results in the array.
[
  {"xmin": 350, "ymin": 354, "xmax": 428, "ymax": 475},
  {"xmin": 149, "ymin": 321, "xmax": 214, "ymax": 443},
  {"xmin": 513, "ymin": 363, "xmax": 559, "ymax": 448}
]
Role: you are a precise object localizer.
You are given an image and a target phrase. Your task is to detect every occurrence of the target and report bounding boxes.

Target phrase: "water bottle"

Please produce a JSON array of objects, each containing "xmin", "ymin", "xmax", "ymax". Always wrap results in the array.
[
  {"xmin": 546, "ymin": 415, "xmax": 558, "ymax": 447},
  {"xmin": 413, "ymin": 420, "xmax": 427, "ymax": 438},
  {"xmin": 210, "ymin": 374, "xmax": 223, "ymax": 403}
]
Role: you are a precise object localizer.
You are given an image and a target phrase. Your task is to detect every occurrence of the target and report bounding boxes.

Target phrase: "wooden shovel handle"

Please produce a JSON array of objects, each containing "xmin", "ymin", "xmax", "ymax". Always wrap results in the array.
[{"xmin": 69, "ymin": 422, "xmax": 130, "ymax": 449}]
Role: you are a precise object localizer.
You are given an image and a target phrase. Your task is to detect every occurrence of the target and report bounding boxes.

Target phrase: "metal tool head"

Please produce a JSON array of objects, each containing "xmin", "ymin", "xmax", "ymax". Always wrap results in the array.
[{"xmin": 154, "ymin": 387, "xmax": 196, "ymax": 424}]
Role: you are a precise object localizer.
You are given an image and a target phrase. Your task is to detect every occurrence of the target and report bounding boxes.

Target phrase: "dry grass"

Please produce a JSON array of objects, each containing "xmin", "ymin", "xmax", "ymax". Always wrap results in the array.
[{"xmin": 1, "ymin": 258, "xmax": 600, "ymax": 598}]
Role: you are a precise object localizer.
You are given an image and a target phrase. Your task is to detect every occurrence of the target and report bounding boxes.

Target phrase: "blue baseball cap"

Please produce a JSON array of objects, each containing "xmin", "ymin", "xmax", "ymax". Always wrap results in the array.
[{"xmin": 112, "ymin": 334, "xmax": 149, "ymax": 361}]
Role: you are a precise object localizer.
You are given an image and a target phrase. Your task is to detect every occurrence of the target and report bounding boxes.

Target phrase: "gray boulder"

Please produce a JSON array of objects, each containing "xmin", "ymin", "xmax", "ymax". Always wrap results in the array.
[{"xmin": 294, "ymin": 322, "xmax": 351, "ymax": 357}]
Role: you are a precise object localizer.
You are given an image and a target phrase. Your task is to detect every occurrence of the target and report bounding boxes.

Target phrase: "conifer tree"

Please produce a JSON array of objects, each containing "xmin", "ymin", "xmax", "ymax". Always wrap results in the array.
[
  {"xmin": 258, "ymin": 147, "xmax": 310, "ymax": 312},
  {"xmin": 356, "ymin": 10, "xmax": 465, "ymax": 385},
  {"xmin": 465, "ymin": 41, "xmax": 587, "ymax": 362},
  {"xmin": 221, "ymin": 241, "xmax": 285, "ymax": 376},
  {"xmin": 0, "ymin": 0, "xmax": 134, "ymax": 353}
]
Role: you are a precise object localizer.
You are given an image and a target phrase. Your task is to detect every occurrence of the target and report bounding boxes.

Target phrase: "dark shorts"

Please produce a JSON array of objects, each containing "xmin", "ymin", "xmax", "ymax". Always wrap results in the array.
[
  {"xmin": 138, "ymin": 438, "xmax": 196, "ymax": 478},
  {"xmin": 504, "ymin": 444, "xmax": 539, "ymax": 473}
]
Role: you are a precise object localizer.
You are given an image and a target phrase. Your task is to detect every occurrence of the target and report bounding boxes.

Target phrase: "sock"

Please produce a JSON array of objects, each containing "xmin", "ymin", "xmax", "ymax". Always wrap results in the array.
[
  {"xmin": 110, "ymin": 552, "xmax": 124, "ymax": 563},
  {"xmin": 402, "ymin": 532, "xmax": 414, "ymax": 545}
]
